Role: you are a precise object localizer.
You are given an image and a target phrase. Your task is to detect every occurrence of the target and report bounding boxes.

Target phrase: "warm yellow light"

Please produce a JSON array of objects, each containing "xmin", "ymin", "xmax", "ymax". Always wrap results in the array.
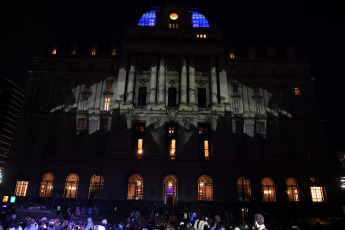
[
  {"xmin": 91, "ymin": 49, "xmax": 96, "ymax": 55},
  {"xmin": 111, "ymin": 49, "xmax": 116, "ymax": 55},
  {"xmin": 52, "ymin": 49, "xmax": 57, "ymax": 55},
  {"xmin": 170, "ymin": 13, "xmax": 178, "ymax": 20},
  {"xmin": 2, "ymin": 196, "xmax": 9, "ymax": 202},
  {"xmin": 230, "ymin": 52, "xmax": 235, "ymax": 59},
  {"xmin": 294, "ymin": 87, "xmax": 301, "ymax": 95},
  {"xmin": 138, "ymin": 139, "xmax": 143, "ymax": 156}
]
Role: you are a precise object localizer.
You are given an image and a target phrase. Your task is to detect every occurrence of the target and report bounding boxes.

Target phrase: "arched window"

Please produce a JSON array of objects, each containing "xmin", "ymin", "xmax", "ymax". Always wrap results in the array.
[
  {"xmin": 64, "ymin": 173, "xmax": 79, "ymax": 198},
  {"xmin": 88, "ymin": 174, "xmax": 104, "ymax": 199},
  {"xmin": 286, "ymin": 177, "xmax": 299, "ymax": 202},
  {"xmin": 39, "ymin": 173, "xmax": 54, "ymax": 198},
  {"xmin": 262, "ymin": 177, "xmax": 276, "ymax": 202},
  {"xmin": 237, "ymin": 177, "xmax": 251, "ymax": 202},
  {"xmin": 163, "ymin": 174, "xmax": 178, "ymax": 204},
  {"xmin": 310, "ymin": 177, "xmax": 326, "ymax": 202},
  {"xmin": 198, "ymin": 175, "xmax": 213, "ymax": 201},
  {"xmin": 127, "ymin": 174, "xmax": 144, "ymax": 200}
]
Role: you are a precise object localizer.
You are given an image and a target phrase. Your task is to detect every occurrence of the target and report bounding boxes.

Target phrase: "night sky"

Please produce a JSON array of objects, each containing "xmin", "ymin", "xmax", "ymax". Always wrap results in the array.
[{"xmin": 2, "ymin": 0, "xmax": 345, "ymax": 160}]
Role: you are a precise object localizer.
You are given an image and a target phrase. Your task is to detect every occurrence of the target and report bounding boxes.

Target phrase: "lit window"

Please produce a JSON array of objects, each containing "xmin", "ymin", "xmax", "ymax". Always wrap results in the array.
[
  {"xmin": 341, "ymin": 177, "xmax": 345, "ymax": 189},
  {"xmin": 111, "ymin": 49, "xmax": 116, "ymax": 56},
  {"xmin": 104, "ymin": 97, "xmax": 110, "ymax": 110},
  {"xmin": 237, "ymin": 177, "xmax": 251, "ymax": 202},
  {"xmin": 230, "ymin": 52, "xmax": 235, "ymax": 59},
  {"xmin": 286, "ymin": 178, "xmax": 300, "ymax": 202},
  {"xmin": 294, "ymin": 87, "xmax": 301, "ymax": 95},
  {"xmin": 256, "ymin": 121, "xmax": 265, "ymax": 133},
  {"xmin": 189, "ymin": 11, "xmax": 210, "ymax": 28},
  {"xmin": 138, "ymin": 139, "xmax": 143, "ymax": 158},
  {"xmin": 64, "ymin": 173, "xmax": 79, "ymax": 198},
  {"xmin": 82, "ymin": 97, "xmax": 89, "ymax": 110},
  {"xmin": 91, "ymin": 49, "xmax": 97, "ymax": 55},
  {"xmin": 198, "ymin": 175, "xmax": 213, "ymax": 201},
  {"xmin": 135, "ymin": 124, "xmax": 145, "ymax": 132},
  {"xmin": 88, "ymin": 174, "xmax": 104, "ymax": 199},
  {"xmin": 198, "ymin": 126, "xmax": 208, "ymax": 135},
  {"xmin": 163, "ymin": 174, "xmax": 178, "ymax": 204},
  {"xmin": 15, "ymin": 181, "xmax": 29, "ymax": 196},
  {"xmin": 170, "ymin": 13, "xmax": 178, "ymax": 20},
  {"xmin": 39, "ymin": 173, "xmax": 54, "ymax": 198},
  {"xmin": 168, "ymin": 126, "xmax": 175, "ymax": 134},
  {"xmin": 138, "ymin": 10, "xmax": 159, "ymax": 27},
  {"xmin": 127, "ymin": 174, "xmax": 143, "ymax": 200},
  {"xmin": 204, "ymin": 140, "xmax": 209, "ymax": 159},
  {"xmin": 262, "ymin": 177, "xmax": 276, "ymax": 202},
  {"xmin": 310, "ymin": 177, "xmax": 326, "ymax": 202},
  {"xmin": 72, "ymin": 48, "xmax": 77, "ymax": 55},
  {"xmin": 311, "ymin": 187, "xmax": 325, "ymax": 202},
  {"xmin": 2, "ymin": 196, "xmax": 9, "ymax": 202},
  {"xmin": 107, "ymin": 82, "xmax": 113, "ymax": 90},
  {"xmin": 197, "ymin": 34, "xmax": 200, "ymax": 38},
  {"xmin": 170, "ymin": 139, "xmax": 176, "ymax": 160},
  {"xmin": 52, "ymin": 49, "xmax": 57, "ymax": 55}
]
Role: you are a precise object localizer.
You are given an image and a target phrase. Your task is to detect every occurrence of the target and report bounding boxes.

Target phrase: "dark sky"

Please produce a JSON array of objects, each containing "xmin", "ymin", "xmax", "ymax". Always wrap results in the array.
[{"xmin": 2, "ymin": 0, "xmax": 345, "ymax": 157}]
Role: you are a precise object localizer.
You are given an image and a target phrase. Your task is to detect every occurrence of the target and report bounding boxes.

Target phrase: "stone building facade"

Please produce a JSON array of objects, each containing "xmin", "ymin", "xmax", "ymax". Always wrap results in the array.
[{"xmin": 1, "ymin": 1, "xmax": 341, "ymax": 221}]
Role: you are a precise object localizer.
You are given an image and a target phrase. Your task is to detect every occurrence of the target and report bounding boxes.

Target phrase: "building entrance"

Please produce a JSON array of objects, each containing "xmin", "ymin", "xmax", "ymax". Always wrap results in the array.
[{"xmin": 163, "ymin": 174, "xmax": 178, "ymax": 204}]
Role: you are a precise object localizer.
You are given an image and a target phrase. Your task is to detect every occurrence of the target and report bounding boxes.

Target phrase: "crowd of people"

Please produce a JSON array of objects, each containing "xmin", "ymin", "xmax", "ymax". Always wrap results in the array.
[{"xmin": 1, "ymin": 206, "xmax": 344, "ymax": 230}]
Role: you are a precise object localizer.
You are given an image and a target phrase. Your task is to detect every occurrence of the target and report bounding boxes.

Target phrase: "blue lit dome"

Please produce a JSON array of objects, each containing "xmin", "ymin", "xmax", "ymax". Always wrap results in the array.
[{"xmin": 138, "ymin": 8, "xmax": 210, "ymax": 28}]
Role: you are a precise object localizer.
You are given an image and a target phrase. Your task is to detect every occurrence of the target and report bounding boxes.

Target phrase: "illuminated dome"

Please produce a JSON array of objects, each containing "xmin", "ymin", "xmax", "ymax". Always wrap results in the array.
[{"xmin": 138, "ymin": 8, "xmax": 210, "ymax": 28}]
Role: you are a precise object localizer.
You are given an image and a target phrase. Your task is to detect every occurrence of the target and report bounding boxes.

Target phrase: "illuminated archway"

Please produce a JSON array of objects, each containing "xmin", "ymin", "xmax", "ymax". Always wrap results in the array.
[
  {"xmin": 39, "ymin": 173, "xmax": 54, "ymax": 198},
  {"xmin": 88, "ymin": 174, "xmax": 104, "ymax": 199},
  {"xmin": 286, "ymin": 177, "xmax": 299, "ymax": 202},
  {"xmin": 237, "ymin": 177, "xmax": 251, "ymax": 202},
  {"xmin": 198, "ymin": 175, "xmax": 213, "ymax": 201},
  {"xmin": 127, "ymin": 174, "xmax": 144, "ymax": 200},
  {"xmin": 163, "ymin": 174, "xmax": 178, "ymax": 204},
  {"xmin": 262, "ymin": 177, "xmax": 276, "ymax": 202},
  {"xmin": 64, "ymin": 173, "xmax": 79, "ymax": 198}
]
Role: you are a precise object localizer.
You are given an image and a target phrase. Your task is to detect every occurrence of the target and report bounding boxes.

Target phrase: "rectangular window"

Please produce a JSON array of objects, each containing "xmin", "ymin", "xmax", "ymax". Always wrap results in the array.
[
  {"xmin": 135, "ymin": 124, "xmax": 145, "ymax": 132},
  {"xmin": 256, "ymin": 121, "xmax": 265, "ymax": 133},
  {"xmin": 230, "ymin": 52, "xmax": 235, "ymax": 59},
  {"xmin": 233, "ymin": 100, "xmax": 240, "ymax": 114},
  {"xmin": 77, "ymin": 118, "xmax": 86, "ymax": 129},
  {"xmin": 234, "ymin": 121, "xmax": 244, "ymax": 133},
  {"xmin": 198, "ymin": 126, "xmax": 208, "ymax": 135},
  {"xmin": 111, "ymin": 49, "xmax": 116, "ymax": 56},
  {"xmin": 52, "ymin": 49, "xmax": 57, "ymax": 55},
  {"xmin": 168, "ymin": 126, "xmax": 175, "ymax": 134},
  {"xmin": 294, "ymin": 87, "xmax": 301, "ymax": 95},
  {"xmin": 15, "ymin": 181, "xmax": 29, "ymax": 196},
  {"xmin": 91, "ymin": 49, "xmax": 96, "ymax": 55},
  {"xmin": 104, "ymin": 97, "xmax": 110, "ymax": 110},
  {"xmin": 232, "ymin": 84, "xmax": 239, "ymax": 94},
  {"xmin": 137, "ymin": 139, "xmax": 143, "ymax": 158},
  {"xmin": 100, "ymin": 118, "xmax": 109, "ymax": 130},
  {"xmin": 170, "ymin": 139, "xmax": 176, "ymax": 160},
  {"xmin": 138, "ymin": 87, "xmax": 147, "ymax": 106},
  {"xmin": 72, "ymin": 48, "xmax": 77, "ymax": 55},
  {"xmin": 311, "ymin": 186, "xmax": 325, "ymax": 202},
  {"xmin": 198, "ymin": 88, "xmax": 207, "ymax": 108},
  {"xmin": 255, "ymin": 100, "xmax": 262, "ymax": 114},
  {"xmin": 204, "ymin": 140, "xmax": 209, "ymax": 160},
  {"xmin": 168, "ymin": 88, "xmax": 177, "ymax": 107},
  {"xmin": 82, "ymin": 97, "xmax": 89, "ymax": 110},
  {"xmin": 106, "ymin": 82, "xmax": 112, "ymax": 90}
]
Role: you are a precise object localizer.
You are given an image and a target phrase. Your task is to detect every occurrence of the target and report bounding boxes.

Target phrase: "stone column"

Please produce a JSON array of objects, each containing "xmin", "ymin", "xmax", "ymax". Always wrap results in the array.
[
  {"xmin": 181, "ymin": 56, "xmax": 188, "ymax": 104},
  {"xmin": 158, "ymin": 56, "xmax": 166, "ymax": 104},
  {"xmin": 126, "ymin": 54, "xmax": 136, "ymax": 104},
  {"xmin": 210, "ymin": 57, "xmax": 218, "ymax": 105},
  {"xmin": 218, "ymin": 69, "xmax": 229, "ymax": 104},
  {"xmin": 149, "ymin": 56, "xmax": 158, "ymax": 104},
  {"xmin": 189, "ymin": 55, "xmax": 196, "ymax": 104}
]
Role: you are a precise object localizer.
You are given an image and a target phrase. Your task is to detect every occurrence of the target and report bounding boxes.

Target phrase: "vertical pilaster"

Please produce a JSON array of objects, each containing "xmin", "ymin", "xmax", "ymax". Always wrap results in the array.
[
  {"xmin": 210, "ymin": 57, "xmax": 218, "ymax": 105},
  {"xmin": 189, "ymin": 55, "xmax": 196, "ymax": 104},
  {"xmin": 126, "ymin": 54, "xmax": 136, "ymax": 104},
  {"xmin": 149, "ymin": 55, "xmax": 158, "ymax": 104},
  {"xmin": 158, "ymin": 56, "xmax": 166, "ymax": 104},
  {"xmin": 181, "ymin": 56, "xmax": 188, "ymax": 104},
  {"xmin": 116, "ymin": 54, "xmax": 128, "ymax": 102}
]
